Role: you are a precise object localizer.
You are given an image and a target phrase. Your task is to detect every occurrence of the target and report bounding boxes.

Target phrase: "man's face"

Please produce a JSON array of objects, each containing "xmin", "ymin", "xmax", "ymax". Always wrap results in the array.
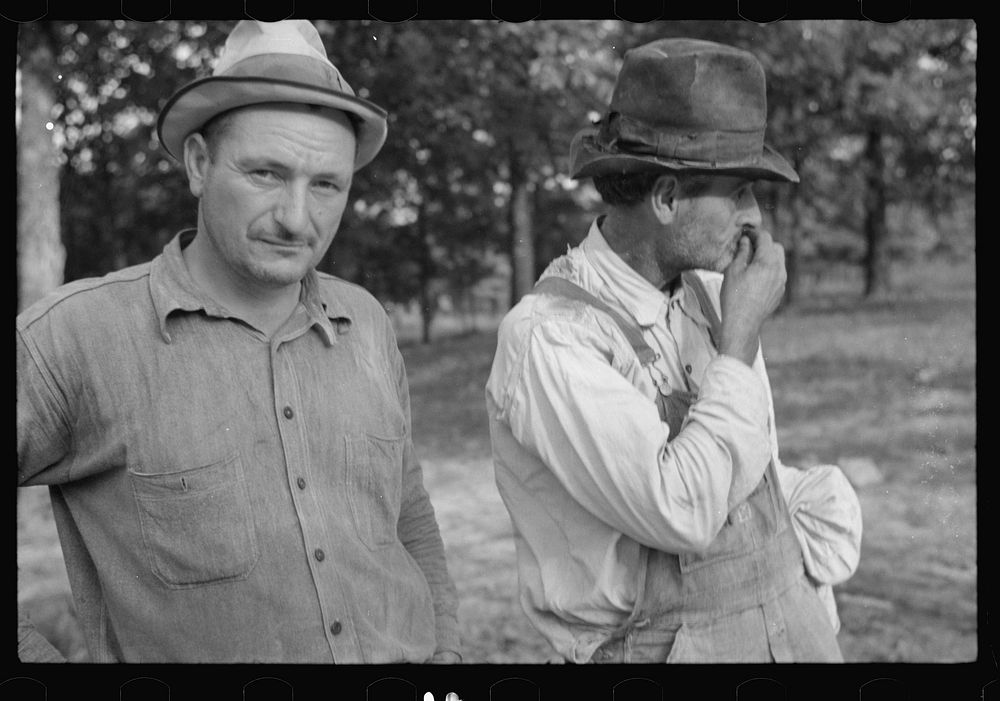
[
  {"xmin": 662, "ymin": 174, "xmax": 762, "ymax": 273},
  {"xmin": 187, "ymin": 103, "xmax": 356, "ymax": 291}
]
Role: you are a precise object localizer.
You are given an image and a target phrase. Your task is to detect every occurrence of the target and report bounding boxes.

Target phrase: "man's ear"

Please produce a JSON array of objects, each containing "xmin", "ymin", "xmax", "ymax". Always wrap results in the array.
[
  {"xmin": 183, "ymin": 132, "xmax": 211, "ymax": 199},
  {"xmin": 649, "ymin": 173, "xmax": 680, "ymax": 225}
]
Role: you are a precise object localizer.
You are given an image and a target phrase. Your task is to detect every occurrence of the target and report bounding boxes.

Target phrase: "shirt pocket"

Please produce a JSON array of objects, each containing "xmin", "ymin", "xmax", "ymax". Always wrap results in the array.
[
  {"xmin": 128, "ymin": 452, "xmax": 260, "ymax": 589},
  {"xmin": 345, "ymin": 432, "xmax": 404, "ymax": 550}
]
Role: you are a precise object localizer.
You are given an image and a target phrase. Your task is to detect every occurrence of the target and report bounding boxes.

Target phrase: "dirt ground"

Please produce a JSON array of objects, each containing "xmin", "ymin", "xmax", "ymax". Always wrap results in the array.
[{"xmin": 16, "ymin": 259, "xmax": 976, "ymax": 663}]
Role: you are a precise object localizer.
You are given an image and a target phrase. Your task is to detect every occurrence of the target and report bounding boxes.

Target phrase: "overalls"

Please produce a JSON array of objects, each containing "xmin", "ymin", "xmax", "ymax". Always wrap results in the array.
[{"xmin": 533, "ymin": 275, "xmax": 842, "ymax": 663}]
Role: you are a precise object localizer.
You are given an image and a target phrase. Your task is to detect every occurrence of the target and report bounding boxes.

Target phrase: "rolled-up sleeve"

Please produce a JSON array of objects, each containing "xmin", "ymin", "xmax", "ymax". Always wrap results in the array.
[
  {"xmin": 500, "ymin": 317, "xmax": 772, "ymax": 554},
  {"xmin": 775, "ymin": 461, "xmax": 863, "ymax": 585}
]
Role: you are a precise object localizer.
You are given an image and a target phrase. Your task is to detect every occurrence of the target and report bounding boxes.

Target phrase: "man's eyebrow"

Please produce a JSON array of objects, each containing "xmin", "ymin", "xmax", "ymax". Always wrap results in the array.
[
  {"xmin": 238, "ymin": 156, "xmax": 287, "ymax": 171},
  {"xmin": 239, "ymin": 157, "xmax": 349, "ymax": 181}
]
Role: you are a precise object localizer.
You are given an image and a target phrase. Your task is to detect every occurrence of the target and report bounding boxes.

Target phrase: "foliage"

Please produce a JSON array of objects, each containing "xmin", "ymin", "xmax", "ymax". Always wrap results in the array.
[
  {"xmin": 47, "ymin": 21, "xmax": 230, "ymax": 279},
  {"xmin": 610, "ymin": 20, "xmax": 975, "ymax": 298},
  {"xmin": 18, "ymin": 20, "xmax": 975, "ymax": 325}
]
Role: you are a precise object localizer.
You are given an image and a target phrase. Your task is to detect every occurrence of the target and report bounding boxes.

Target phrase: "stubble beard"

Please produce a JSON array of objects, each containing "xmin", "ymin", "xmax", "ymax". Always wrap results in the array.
[
  {"xmin": 711, "ymin": 241, "xmax": 740, "ymax": 273},
  {"xmin": 669, "ymin": 229, "xmax": 736, "ymax": 276},
  {"xmin": 242, "ymin": 256, "xmax": 309, "ymax": 288},
  {"xmin": 700, "ymin": 225, "xmax": 743, "ymax": 274},
  {"xmin": 205, "ymin": 224, "xmax": 317, "ymax": 292}
]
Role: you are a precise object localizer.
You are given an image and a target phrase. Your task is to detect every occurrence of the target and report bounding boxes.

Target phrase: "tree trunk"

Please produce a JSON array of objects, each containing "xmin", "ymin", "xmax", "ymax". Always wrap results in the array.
[
  {"xmin": 507, "ymin": 143, "xmax": 535, "ymax": 308},
  {"xmin": 780, "ymin": 149, "xmax": 806, "ymax": 309},
  {"xmin": 862, "ymin": 127, "xmax": 891, "ymax": 297},
  {"xmin": 17, "ymin": 24, "xmax": 65, "ymax": 312},
  {"xmin": 419, "ymin": 287, "xmax": 435, "ymax": 344},
  {"xmin": 782, "ymin": 198, "xmax": 804, "ymax": 308},
  {"xmin": 415, "ymin": 202, "xmax": 436, "ymax": 344}
]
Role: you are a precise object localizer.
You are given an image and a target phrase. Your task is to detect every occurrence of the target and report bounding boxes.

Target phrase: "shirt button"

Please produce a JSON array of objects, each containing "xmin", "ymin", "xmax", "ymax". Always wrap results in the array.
[
  {"xmin": 283, "ymin": 406, "xmax": 294, "ymax": 419},
  {"xmin": 685, "ymin": 364, "xmax": 693, "ymax": 373},
  {"xmin": 296, "ymin": 477, "xmax": 306, "ymax": 490},
  {"xmin": 314, "ymin": 548, "xmax": 325, "ymax": 562},
  {"xmin": 330, "ymin": 621, "xmax": 342, "ymax": 635}
]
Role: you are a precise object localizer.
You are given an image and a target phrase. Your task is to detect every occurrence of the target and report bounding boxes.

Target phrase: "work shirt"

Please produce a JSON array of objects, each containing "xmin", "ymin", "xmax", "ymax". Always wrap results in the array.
[
  {"xmin": 17, "ymin": 230, "xmax": 460, "ymax": 663},
  {"xmin": 486, "ymin": 219, "xmax": 860, "ymax": 661}
]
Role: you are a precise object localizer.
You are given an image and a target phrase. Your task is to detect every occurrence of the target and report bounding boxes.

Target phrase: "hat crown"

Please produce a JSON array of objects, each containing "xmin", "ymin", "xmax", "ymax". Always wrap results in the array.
[
  {"xmin": 609, "ymin": 38, "xmax": 767, "ymax": 135},
  {"xmin": 156, "ymin": 19, "xmax": 388, "ymax": 170},
  {"xmin": 215, "ymin": 20, "xmax": 333, "ymax": 75},
  {"xmin": 567, "ymin": 37, "xmax": 798, "ymax": 183}
]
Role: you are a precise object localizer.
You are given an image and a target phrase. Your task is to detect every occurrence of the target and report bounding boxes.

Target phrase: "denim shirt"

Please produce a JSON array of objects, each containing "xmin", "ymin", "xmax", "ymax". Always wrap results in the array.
[{"xmin": 17, "ymin": 230, "xmax": 460, "ymax": 663}]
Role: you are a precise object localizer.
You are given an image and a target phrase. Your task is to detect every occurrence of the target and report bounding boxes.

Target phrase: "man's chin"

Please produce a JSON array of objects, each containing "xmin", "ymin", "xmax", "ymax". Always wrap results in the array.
[
  {"xmin": 245, "ymin": 261, "xmax": 311, "ymax": 288},
  {"xmin": 710, "ymin": 255, "xmax": 734, "ymax": 274}
]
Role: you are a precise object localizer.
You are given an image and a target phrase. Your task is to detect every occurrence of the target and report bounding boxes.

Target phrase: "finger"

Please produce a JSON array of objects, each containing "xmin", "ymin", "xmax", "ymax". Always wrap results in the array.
[
  {"xmin": 763, "ymin": 241, "xmax": 786, "ymax": 271},
  {"xmin": 740, "ymin": 226, "xmax": 769, "ymax": 246},
  {"xmin": 750, "ymin": 229, "xmax": 774, "ymax": 252},
  {"xmin": 731, "ymin": 234, "xmax": 752, "ymax": 268}
]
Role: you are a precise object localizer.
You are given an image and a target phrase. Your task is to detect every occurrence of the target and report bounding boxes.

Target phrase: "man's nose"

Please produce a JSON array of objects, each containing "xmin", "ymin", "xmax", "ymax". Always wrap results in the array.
[
  {"xmin": 740, "ymin": 190, "xmax": 763, "ymax": 228},
  {"xmin": 274, "ymin": 185, "xmax": 310, "ymax": 236}
]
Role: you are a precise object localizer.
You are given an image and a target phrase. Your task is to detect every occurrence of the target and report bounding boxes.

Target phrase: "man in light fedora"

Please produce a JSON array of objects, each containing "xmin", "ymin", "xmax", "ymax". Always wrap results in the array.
[
  {"xmin": 486, "ymin": 38, "xmax": 861, "ymax": 662},
  {"xmin": 17, "ymin": 20, "xmax": 461, "ymax": 663}
]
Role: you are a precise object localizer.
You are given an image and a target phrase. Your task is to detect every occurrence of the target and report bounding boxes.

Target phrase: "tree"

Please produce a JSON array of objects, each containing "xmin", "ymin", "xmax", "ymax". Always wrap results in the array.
[
  {"xmin": 24, "ymin": 21, "xmax": 623, "ymax": 335},
  {"xmin": 319, "ymin": 20, "xmax": 619, "ymax": 334},
  {"xmin": 317, "ymin": 20, "xmax": 507, "ymax": 342},
  {"xmin": 619, "ymin": 19, "xmax": 975, "ymax": 300},
  {"xmin": 23, "ymin": 20, "xmax": 974, "ymax": 328},
  {"xmin": 17, "ymin": 23, "xmax": 65, "ymax": 311},
  {"xmin": 838, "ymin": 20, "xmax": 975, "ymax": 296},
  {"xmin": 485, "ymin": 21, "xmax": 621, "ymax": 305},
  {"xmin": 35, "ymin": 21, "xmax": 230, "ymax": 283}
]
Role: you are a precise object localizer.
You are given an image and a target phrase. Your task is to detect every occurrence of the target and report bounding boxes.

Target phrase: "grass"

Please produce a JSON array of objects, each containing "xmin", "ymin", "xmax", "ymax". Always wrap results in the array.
[{"xmin": 16, "ymin": 257, "xmax": 976, "ymax": 663}]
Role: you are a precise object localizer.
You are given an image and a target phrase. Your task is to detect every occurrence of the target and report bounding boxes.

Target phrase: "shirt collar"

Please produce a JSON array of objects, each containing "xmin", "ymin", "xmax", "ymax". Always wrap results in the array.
[
  {"xmin": 303, "ymin": 271, "xmax": 350, "ymax": 347},
  {"xmin": 581, "ymin": 218, "xmax": 672, "ymax": 328},
  {"xmin": 149, "ymin": 230, "xmax": 344, "ymax": 346},
  {"xmin": 675, "ymin": 271, "xmax": 718, "ymax": 336}
]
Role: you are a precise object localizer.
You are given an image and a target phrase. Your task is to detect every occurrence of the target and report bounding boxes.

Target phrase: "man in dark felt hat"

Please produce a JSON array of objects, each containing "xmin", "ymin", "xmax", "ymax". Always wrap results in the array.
[
  {"xmin": 486, "ymin": 38, "xmax": 860, "ymax": 662},
  {"xmin": 17, "ymin": 20, "xmax": 460, "ymax": 663}
]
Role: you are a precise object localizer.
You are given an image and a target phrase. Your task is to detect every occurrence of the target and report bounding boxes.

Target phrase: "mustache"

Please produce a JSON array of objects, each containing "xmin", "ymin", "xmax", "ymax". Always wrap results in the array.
[{"xmin": 253, "ymin": 226, "xmax": 311, "ymax": 243}]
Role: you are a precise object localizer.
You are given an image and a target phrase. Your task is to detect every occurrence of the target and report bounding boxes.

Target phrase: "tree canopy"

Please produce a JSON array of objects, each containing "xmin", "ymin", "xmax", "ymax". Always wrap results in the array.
[{"xmin": 17, "ymin": 19, "xmax": 975, "ymax": 330}]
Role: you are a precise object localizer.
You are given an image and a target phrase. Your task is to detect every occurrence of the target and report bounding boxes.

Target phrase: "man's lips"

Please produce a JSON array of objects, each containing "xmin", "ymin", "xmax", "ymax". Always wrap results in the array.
[{"xmin": 257, "ymin": 238, "xmax": 310, "ymax": 249}]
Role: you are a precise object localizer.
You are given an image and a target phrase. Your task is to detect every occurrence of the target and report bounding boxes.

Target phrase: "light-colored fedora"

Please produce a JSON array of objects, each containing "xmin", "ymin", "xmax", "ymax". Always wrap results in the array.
[
  {"xmin": 570, "ymin": 38, "xmax": 798, "ymax": 183},
  {"xmin": 157, "ymin": 20, "xmax": 388, "ymax": 170}
]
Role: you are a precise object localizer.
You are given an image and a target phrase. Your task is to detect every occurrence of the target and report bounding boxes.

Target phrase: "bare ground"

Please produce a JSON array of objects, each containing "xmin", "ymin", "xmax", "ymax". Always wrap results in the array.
[{"xmin": 17, "ymin": 259, "xmax": 976, "ymax": 663}]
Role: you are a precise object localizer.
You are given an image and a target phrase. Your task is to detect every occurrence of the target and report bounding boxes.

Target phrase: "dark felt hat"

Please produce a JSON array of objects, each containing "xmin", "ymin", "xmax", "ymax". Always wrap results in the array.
[
  {"xmin": 157, "ymin": 20, "xmax": 388, "ymax": 171},
  {"xmin": 570, "ymin": 38, "xmax": 798, "ymax": 183}
]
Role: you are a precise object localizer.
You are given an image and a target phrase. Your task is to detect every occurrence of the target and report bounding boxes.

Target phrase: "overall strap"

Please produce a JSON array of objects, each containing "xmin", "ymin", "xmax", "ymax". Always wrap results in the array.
[
  {"xmin": 531, "ymin": 276, "xmax": 658, "ymax": 366},
  {"xmin": 682, "ymin": 271, "xmax": 765, "ymax": 364},
  {"xmin": 680, "ymin": 271, "xmax": 721, "ymax": 348}
]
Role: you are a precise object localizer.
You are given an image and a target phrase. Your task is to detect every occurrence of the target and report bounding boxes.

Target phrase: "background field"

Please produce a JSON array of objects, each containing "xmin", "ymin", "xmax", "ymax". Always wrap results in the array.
[{"xmin": 17, "ymin": 258, "xmax": 976, "ymax": 663}]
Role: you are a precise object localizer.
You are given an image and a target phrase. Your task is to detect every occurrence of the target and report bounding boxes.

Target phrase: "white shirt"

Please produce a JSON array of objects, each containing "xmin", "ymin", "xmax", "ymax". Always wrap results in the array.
[{"xmin": 486, "ymin": 220, "xmax": 860, "ymax": 661}]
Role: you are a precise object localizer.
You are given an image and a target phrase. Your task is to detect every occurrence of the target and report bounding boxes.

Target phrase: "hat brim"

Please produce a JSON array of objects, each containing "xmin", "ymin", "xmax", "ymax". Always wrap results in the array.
[
  {"xmin": 569, "ymin": 128, "xmax": 799, "ymax": 184},
  {"xmin": 157, "ymin": 76, "xmax": 388, "ymax": 171}
]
